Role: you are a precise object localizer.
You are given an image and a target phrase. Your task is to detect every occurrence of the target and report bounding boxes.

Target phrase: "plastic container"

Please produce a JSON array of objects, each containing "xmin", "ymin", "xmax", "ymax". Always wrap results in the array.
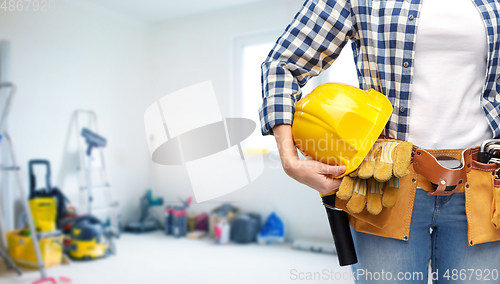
[
  {"xmin": 209, "ymin": 204, "xmax": 240, "ymax": 237},
  {"xmin": 231, "ymin": 213, "xmax": 261, "ymax": 243},
  {"xmin": 215, "ymin": 219, "xmax": 230, "ymax": 245},
  {"xmin": 6, "ymin": 229, "xmax": 63, "ymax": 268},
  {"xmin": 171, "ymin": 208, "xmax": 188, "ymax": 238},
  {"xmin": 188, "ymin": 215, "xmax": 196, "ymax": 232},
  {"xmin": 164, "ymin": 207, "xmax": 174, "ymax": 235}
]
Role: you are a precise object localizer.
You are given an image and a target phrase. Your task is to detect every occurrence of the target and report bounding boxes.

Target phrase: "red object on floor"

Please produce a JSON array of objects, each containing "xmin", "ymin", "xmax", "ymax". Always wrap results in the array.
[
  {"xmin": 59, "ymin": 276, "xmax": 72, "ymax": 283},
  {"xmin": 32, "ymin": 277, "xmax": 57, "ymax": 284}
]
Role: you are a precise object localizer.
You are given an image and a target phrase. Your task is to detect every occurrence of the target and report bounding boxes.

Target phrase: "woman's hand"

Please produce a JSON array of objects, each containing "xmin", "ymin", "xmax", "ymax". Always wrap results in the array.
[{"xmin": 273, "ymin": 124, "xmax": 346, "ymax": 195}]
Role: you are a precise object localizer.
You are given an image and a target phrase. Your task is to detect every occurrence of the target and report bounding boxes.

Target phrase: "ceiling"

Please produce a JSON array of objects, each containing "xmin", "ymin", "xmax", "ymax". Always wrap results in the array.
[{"xmin": 84, "ymin": 0, "xmax": 270, "ymax": 23}]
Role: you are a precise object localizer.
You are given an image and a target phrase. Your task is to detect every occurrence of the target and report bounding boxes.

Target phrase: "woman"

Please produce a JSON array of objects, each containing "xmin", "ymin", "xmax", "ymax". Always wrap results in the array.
[{"xmin": 260, "ymin": 0, "xmax": 500, "ymax": 283}]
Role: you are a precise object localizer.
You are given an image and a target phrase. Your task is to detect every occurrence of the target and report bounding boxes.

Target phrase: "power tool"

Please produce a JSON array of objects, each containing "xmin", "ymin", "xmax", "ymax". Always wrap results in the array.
[{"xmin": 125, "ymin": 189, "xmax": 164, "ymax": 233}]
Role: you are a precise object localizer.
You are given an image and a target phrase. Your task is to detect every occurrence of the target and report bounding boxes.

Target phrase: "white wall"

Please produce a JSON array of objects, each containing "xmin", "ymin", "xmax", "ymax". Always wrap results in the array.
[
  {"xmin": 0, "ymin": 0, "xmax": 154, "ymax": 226},
  {"xmin": 0, "ymin": 0, "xmax": 351, "ymax": 242},
  {"xmin": 151, "ymin": 0, "xmax": 336, "ymax": 242}
]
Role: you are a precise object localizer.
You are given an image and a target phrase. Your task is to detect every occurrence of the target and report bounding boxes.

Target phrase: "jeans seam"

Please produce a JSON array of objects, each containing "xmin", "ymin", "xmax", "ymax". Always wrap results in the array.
[
  {"xmin": 432, "ymin": 198, "xmax": 440, "ymax": 226},
  {"xmin": 431, "ymin": 226, "xmax": 437, "ymax": 284},
  {"xmin": 440, "ymin": 194, "xmax": 454, "ymax": 205}
]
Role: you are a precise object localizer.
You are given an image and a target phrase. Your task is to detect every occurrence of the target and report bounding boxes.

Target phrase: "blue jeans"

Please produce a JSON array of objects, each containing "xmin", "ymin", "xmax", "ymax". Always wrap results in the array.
[{"xmin": 350, "ymin": 188, "xmax": 500, "ymax": 283}]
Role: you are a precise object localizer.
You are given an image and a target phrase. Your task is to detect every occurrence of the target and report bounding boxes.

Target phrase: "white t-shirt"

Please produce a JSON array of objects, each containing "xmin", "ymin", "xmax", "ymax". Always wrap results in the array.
[{"xmin": 408, "ymin": 0, "xmax": 492, "ymax": 149}]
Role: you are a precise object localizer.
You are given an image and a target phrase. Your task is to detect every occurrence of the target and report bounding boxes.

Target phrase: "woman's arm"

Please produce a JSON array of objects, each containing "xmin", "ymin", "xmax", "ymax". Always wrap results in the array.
[
  {"xmin": 273, "ymin": 124, "xmax": 345, "ymax": 195},
  {"xmin": 259, "ymin": 0, "xmax": 356, "ymax": 136}
]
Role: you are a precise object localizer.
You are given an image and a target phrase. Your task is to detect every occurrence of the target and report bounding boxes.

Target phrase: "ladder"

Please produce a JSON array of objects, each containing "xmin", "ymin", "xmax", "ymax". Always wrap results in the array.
[
  {"xmin": 0, "ymin": 177, "xmax": 21, "ymax": 276},
  {"xmin": 75, "ymin": 110, "xmax": 119, "ymax": 235},
  {"xmin": 0, "ymin": 83, "xmax": 41, "ymax": 278}
]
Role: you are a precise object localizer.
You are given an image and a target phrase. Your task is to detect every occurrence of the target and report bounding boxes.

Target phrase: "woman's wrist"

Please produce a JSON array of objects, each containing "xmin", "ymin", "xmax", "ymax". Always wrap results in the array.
[{"xmin": 273, "ymin": 124, "xmax": 300, "ymax": 174}]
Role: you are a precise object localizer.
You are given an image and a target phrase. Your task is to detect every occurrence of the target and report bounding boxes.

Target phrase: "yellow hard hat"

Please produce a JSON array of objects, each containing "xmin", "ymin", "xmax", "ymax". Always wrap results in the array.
[{"xmin": 292, "ymin": 83, "xmax": 393, "ymax": 178}]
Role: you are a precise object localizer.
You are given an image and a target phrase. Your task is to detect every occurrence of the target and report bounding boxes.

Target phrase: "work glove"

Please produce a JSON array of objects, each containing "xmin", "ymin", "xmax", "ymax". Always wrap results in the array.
[{"xmin": 336, "ymin": 139, "xmax": 413, "ymax": 215}]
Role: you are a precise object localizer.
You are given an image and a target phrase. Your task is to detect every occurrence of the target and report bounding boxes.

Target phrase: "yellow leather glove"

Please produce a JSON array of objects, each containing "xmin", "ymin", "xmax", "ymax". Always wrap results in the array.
[{"xmin": 337, "ymin": 139, "xmax": 413, "ymax": 215}]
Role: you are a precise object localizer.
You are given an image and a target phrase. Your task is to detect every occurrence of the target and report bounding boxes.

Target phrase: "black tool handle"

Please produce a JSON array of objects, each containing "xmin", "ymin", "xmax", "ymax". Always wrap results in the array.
[
  {"xmin": 322, "ymin": 194, "xmax": 357, "ymax": 266},
  {"xmin": 28, "ymin": 159, "xmax": 52, "ymax": 198},
  {"xmin": 478, "ymin": 152, "xmax": 491, "ymax": 164}
]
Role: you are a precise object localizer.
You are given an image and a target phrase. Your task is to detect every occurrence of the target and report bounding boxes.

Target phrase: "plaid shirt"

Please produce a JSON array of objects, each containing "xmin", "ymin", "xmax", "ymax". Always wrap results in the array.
[{"xmin": 259, "ymin": 0, "xmax": 500, "ymax": 141}]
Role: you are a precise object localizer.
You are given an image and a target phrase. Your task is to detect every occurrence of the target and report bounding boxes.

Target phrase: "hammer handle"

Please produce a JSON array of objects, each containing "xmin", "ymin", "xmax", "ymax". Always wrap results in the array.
[{"xmin": 322, "ymin": 194, "xmax": 357, "ymax": 266}]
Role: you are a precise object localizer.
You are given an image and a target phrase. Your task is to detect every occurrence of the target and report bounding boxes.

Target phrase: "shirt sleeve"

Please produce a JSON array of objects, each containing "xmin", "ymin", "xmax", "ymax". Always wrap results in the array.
[{"xmin": 259, "ymin": 0, "xmax": 356, "ymax": 136}]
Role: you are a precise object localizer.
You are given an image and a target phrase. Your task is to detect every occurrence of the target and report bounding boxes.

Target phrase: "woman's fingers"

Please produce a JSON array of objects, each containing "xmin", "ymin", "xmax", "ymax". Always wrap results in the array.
[
  {"xmin": 297, "ymin": 161, "xmax": 345, "ymax": 194},
  {"xmin": 283, "ymin": 157, "xmax": 346, "ymax": 194},
  {"xmin": 316, "ymin": 176, "xmax": 344, "ymax": 195},
  {"xmin": 320, "ymin": 164, "xmax": 346, "ymax": 176}
]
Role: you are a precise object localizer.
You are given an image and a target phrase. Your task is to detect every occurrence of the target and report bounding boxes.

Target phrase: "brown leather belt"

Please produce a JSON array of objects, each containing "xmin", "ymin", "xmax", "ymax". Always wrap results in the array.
[{"xmin": 412, "ymin": 147, "xmax": 478, "ymax": 195}]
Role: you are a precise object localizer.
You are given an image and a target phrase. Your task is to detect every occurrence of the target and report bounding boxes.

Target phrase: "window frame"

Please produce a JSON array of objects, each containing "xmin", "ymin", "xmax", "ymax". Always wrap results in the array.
[{"xmin": 231, "ymin": 31, "xmax": 358, "ymax": 151}]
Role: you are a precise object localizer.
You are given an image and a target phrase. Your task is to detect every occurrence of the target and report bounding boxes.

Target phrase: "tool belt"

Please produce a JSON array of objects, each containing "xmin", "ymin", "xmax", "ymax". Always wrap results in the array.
[{"xmin": 334, "ymin": 145, "xmax": 500, "ymax": 246}]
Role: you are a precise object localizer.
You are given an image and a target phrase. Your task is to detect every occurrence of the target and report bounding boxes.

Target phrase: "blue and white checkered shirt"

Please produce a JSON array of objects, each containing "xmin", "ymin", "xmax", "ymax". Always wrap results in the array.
[{"xmin": 259, "ymin": 0, "xmax": 500, "ymax": 141}]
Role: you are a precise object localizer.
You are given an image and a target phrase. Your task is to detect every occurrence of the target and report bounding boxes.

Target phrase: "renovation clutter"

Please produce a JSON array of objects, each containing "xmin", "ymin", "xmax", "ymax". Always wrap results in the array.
[
  {"xmin": 188, "ymin": 214, "xmax": 196, "ymax": 231},
  {"xmin": 231, "ymin": 214, "xmax": 261, "ymax": 244},
  {"xmin": 158, "ymin": 201, "xmax": 274, "ymax": 246},
  {"xmin": 195, "ymin": 214, "xmax": 209, "ymax": 231},
  {"xmin": 0, "ymin": 106, "xmax": 122, "ymax": 284},
  {"xmin": 164, "ymin": 197, "xmax": 192, "ymax": 238},
  {"xmin": 75, "ymin": 110, "xmax": 120, "ymax": 237},
  {"xmin": 125, "ymin": 189, "xmax": 164, "ymax": 233},
  {"xmin": 81, "ymin": 127, "xmax": 106, "ymax": 156},
  {"xmin": 28, "ymin": 160, "xmax": 70, "ymax": 233},
  {"xmin": 209, "ymin": 204, "xmax": 240, "ymax": 238},
  {"xmin": 214, "ymin": 219, "xmax": 230, "ymax": 245},
  {"xmin": 185, "ymin": 231, "xmax": 206, "ymax": 240},
  {"xmin": 61, "ymin": 215, "xmax": 116, "ymax": 260},
  {"xmin": 6, "ymin": 158, "xmax": 118, "ymax": 267},
  {"xmin": 0, "ymin": 80, "xmax": 73, "ymax": 283},
  {"xmin": 185, "ymin": 213, "xmax": 209, "ymax": 239},
  {"xmin": 55, "ymin": 110, "xmax": 119, "ymax": 261},
  {"xmin": 0, "ymin": 245, "xmax": 21, "ymax": 275},
  {"xmin": 210, "ymin": 204, "xmax": 263, "ymax": 245},
  {"xmin": 6, "ymin": 229, "xmax": 64, "ymax": 268},
  {"xmin": 257, "ymin": 212, "xmax": 285, "ymax": 245},
  {"xmin": 6, "ymin": 159, "xmax": 68, "ymax": 269}
]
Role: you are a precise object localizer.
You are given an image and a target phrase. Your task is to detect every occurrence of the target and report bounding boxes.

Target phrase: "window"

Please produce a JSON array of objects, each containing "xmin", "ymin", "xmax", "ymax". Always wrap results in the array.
[
  {"xmin": 239, "ymin": 41, "xmax": 277, "ymax": 152},
  {"xmin": 234, "ymin": 34, "xmax": 358, "ymax": 153}
]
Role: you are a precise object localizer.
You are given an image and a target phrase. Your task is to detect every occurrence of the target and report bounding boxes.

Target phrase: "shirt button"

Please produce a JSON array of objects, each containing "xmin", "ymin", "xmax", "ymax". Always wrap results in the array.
[
  {"xmin": 409, "ymin": 14, "xmax": 414, "ymax": 21},
  {"xmin": 400, "ymin": 107, "xmax": 405, "ymax": 113},
  {"xmin": 403, "ymin": 62, "xmax": 409, "ymax": 68}
]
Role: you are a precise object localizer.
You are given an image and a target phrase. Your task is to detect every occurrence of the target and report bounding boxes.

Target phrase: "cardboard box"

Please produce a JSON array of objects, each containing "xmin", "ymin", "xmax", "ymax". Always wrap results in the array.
[
  {"xmin": 186, "ymin": 230, "xmax": 206, "ymax": 239},
  {"xmin": 209, "ymin": 205, "xmax": 240, "ymax": 238}
]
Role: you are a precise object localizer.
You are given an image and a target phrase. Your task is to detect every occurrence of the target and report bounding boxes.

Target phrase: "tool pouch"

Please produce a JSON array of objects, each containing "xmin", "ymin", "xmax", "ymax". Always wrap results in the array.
[
  {"xmin": 334, "ymin": 169, "xmax": 417, "ymax": 241},
  {"xmin": 465, "ymin": 152, "xmax": 500, "ymax": 245},
  {"xmin": 492, "ymin": 184, "xmax": 500, "ymax": 229},
  {"xmin": 335, "ymin": 146, "xmax": 500, "ymax": 245},
  {"xmin": 413, "ymin": 147, "xmax": 500, "ymax": 245}
]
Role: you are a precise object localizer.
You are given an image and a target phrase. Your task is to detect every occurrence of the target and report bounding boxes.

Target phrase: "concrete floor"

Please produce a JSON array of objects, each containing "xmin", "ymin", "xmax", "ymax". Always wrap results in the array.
[{"xmin": 0, "ymin": 232, "xmax": 354, "ymax": 284}]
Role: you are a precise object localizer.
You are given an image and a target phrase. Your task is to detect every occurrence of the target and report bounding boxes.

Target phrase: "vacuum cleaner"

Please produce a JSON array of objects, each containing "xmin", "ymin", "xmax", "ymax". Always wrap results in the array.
[
  {"xmin": 61, "ymin": 215, "xmax": 116, "ymax": 260},
  {"xmin": 125, "ymin": 189, "xmax": 164, "ymax": 233}
]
